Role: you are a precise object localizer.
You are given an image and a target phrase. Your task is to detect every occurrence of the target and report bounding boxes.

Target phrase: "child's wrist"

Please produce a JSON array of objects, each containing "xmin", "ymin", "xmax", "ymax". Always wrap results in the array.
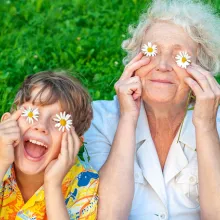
[
  {"xmin": 44, "ymin": 180, "xmax": 62, "ymax": 191},
  {"xmin": 44, "ymin": 182, "xmax": 63, "ymax": 198}
]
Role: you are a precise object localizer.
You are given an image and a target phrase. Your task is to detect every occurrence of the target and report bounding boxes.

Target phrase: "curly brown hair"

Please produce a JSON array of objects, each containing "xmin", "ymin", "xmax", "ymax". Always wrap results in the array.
[{"xmin": 12, "ymin": 70, "xmax": 93, "ymax": 137}]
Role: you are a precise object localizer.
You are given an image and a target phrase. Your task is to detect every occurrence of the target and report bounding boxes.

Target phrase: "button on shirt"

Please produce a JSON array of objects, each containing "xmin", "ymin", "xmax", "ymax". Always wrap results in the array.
[
  {"xmin": 0, "ymin": 157, "xmax": 99, "ymax": 220},
  {"xmin": 84, "ymin": 96, "xmax": 220, "ymax": 220}
]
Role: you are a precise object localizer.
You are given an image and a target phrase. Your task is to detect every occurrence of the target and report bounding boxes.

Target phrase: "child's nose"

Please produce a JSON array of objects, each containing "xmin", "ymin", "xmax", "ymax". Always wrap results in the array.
[{"xmin": 33, "ymin": 122, "xmax": 48, "ymax": 134}]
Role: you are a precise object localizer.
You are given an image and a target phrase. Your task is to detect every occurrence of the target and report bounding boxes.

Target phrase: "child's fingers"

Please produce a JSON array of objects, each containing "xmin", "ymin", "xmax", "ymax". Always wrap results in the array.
[
  {"xmin": 70, "ymin": 127, "xmax": 81, "ymax": 156},
  {"xmin": 0, "ymin": 120, "xmax": 19, "ymax": 129},
  {"xmin": 60, "ymin": 132, "xmax": 68, "ymax": 157},
  {"xmin": 9, "ymin": 109, "xmax": 22, "ymax": 121},
  {"xmin": 67, "ymin": 128, "xmax": 74, "ymax": 160},
  {"xmin": 3, "ymin": 127, "xmax": 20, "ymax": 135},
  {"xmin": 4, "ymin": 132, "xmax": 21, "ymax": 147}
]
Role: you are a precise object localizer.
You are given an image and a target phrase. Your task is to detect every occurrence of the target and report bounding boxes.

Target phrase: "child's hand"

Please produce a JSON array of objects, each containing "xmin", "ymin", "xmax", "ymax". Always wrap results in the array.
[
  {"xmin": 0, "ymin": 110, "xmax": 22, "ymax": 169},
  {"xmin": 44, "ymin": 127, "xmax": 81, "ymax": 187}
]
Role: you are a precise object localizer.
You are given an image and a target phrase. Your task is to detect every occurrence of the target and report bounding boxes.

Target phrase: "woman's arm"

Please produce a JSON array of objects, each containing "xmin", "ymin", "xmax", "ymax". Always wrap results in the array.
[
  {"xmin": 185, "ymin": 64, "xmax": 220, "ymax": 220},
  {"xmin": 98, "ymin": 116, "xmax": 137, "ymax": 220},
  {"xmin": 97, "ymin": 53, "xmax": 150, "ymax": 220},
  {"xmin": 196, "ymin": 125, "xmax": 220, "ymax": 220}
]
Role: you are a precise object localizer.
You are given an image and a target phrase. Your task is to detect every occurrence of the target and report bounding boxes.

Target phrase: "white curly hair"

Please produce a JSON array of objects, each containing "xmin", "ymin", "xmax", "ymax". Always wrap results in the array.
[{"xmin": 122, "ymin": 0, "xmax": 220, "ymax": 74}]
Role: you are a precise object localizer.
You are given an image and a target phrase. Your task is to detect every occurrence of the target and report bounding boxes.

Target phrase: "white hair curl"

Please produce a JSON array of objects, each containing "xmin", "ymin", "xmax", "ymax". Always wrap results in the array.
[{"xmin": 122, "ymin": 0, "xmax": 220, "ymax": 74}]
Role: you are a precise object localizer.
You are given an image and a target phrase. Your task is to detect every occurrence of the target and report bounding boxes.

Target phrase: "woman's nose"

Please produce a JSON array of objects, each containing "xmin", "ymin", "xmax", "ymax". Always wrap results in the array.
[{"xmin": 155, "ymin": 54, "xmax": 173, "ymax": 72}]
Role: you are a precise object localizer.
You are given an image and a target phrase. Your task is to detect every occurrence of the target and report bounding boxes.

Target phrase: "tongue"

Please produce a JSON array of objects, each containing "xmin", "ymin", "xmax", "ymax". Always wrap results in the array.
[{"xmin": 25, "ymin": 142, "xmax": 47, "ymax": 158}]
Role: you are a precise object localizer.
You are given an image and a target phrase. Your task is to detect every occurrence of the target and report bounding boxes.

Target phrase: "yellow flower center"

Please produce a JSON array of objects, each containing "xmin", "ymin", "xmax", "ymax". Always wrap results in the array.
[
  {"xmin": 60, "ymin": 119, "xmax": 66, "ymax": 126},
  {"xmin": 182, "ymin": 57, "xmax": 187, "ymax": 63},
  {"xmin": 148, "ymin": 47, "xmax": 153, "ymax": 53},
  {"xmin": 28, "ymin": 112, "xmax": 33, "ymax": 118}
]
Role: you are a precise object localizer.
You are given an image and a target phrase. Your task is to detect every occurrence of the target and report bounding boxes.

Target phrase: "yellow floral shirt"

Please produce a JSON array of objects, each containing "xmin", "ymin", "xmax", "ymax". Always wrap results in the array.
[{"xmin": 0, "ymin": 157, "xmax": 99, "ymax": 220}]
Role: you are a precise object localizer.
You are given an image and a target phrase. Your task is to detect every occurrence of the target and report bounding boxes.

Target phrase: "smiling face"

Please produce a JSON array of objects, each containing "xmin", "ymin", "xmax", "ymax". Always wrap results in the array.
[
  {"xmin": 136, "ymin": 22, "xmax": 198, "ymax": 106},
  {"xmin": 14, "ymin": 86, "xmax": 67, "ymax": 175}
]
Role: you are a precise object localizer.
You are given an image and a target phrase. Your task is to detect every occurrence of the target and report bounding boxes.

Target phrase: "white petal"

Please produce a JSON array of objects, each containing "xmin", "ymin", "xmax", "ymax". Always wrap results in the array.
[
  {"xmin": 55, "ymin": 123, "xmax": 61, "ymax": 127},
  {"xmin": 65, "ymin": 114, "xmax": 71, "ymax": 120},
  {"xmin": 66, "ymin": 126, "xmax": 70, "ymax": 131},
  {"xmin": 53, "ymin": 118, "xmax": 61, "ymax": 122},
  {"xmin": 55, "ymin": 114, "xmax": 61, "ymax": 120}
]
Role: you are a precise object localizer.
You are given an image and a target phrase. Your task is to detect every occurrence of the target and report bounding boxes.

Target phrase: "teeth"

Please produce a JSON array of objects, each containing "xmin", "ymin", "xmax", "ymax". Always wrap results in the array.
[{"xmin": 29, "ymin": 139, "xmax": 47, "ymax": 148}]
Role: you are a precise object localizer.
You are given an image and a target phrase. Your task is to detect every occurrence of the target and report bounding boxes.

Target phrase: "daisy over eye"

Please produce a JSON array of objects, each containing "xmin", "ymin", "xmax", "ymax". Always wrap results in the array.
[
  {"xmin": 141, "ymin": 42, "xmax": 158, "ymax": 57},
  {"xmin": 54, "ymin": 111, "xmax": 72, "ymax": 132},
  {"xmin": 175, "ymin": 51, "xmax": 191, "ymax": 69},
  {"xmin": 21, "ymin": 106, "xmax": 39, "ymax": 124}
]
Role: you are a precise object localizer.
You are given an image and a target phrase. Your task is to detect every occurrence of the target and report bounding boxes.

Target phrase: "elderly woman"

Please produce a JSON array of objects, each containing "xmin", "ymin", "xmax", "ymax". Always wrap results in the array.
[{"xmin": 85, "ymin": 0, "xmax": 220, "ymax": 219}]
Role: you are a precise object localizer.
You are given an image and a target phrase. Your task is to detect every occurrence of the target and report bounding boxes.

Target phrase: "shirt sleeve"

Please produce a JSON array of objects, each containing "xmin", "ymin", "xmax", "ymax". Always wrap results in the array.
[
  {"xmin": 84, "ymin": 100, "xmax": 118, "ymax": 172},
  {"xmin": 66, "ymin": 170, "xmax": 99, "ymax": 220}
]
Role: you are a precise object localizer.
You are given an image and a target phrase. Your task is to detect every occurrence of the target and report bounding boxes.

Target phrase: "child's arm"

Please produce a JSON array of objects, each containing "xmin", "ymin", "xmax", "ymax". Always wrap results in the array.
[
  {"xmin": 0, "ymin": 110, "xmax": 22, "ymax": 205},
  {"xmin": 44, "ymin": 128, "xmax": 80, "ymax": 220}
]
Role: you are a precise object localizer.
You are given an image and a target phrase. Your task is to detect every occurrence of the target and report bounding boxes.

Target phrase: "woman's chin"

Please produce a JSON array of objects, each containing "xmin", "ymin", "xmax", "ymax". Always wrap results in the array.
[{"xmin": 143, "ymin": 92, "xmax": 177, "ymax": 104}]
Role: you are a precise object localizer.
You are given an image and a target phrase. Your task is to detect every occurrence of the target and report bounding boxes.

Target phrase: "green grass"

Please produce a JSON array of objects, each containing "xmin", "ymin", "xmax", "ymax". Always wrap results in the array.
[{"xmin": 0, "ymin": 0, "xmax": 219, "ymax": 117}]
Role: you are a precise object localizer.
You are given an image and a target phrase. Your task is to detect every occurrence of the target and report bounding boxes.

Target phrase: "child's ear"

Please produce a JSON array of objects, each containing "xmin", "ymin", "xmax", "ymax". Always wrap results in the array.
[{"xmin": 1, "ymin": 112, "xmax": 11, "ymax": 122}]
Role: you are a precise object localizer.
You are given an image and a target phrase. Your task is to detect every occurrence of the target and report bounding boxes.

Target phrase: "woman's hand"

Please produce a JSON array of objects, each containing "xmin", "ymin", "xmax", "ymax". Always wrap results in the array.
[
  {"xmin": 185, "ymin": 64, "xmax": 220, "ymax": 130},
  {"xmin": 44, "ymin": 127, "xmax": 81, "ymax": 187},
  {"xmin": 0, "ymin": 110, "xmax": 22, "ymax": 170},
  {"xmin": 114, "ymin": 52, "xmax": 150, "ymax": 122}
]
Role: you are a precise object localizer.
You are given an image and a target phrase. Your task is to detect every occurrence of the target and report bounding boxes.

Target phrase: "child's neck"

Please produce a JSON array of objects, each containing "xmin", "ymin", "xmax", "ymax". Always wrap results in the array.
[{"xmin": 15, "ymin": 166, "xmax": 44, "ymax": 203}]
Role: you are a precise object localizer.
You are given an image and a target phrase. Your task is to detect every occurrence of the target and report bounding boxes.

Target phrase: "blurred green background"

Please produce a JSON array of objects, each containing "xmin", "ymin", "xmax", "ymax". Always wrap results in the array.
[{"xmin": 0, "ymin": 0, "xmax": 220, "ymax": 116}]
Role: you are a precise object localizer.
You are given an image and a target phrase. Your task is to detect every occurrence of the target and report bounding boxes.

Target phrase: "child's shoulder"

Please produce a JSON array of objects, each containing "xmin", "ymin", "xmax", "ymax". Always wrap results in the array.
[{"xmin": 63, "ymin": 156, "xmax": 99, "ymax": 189}]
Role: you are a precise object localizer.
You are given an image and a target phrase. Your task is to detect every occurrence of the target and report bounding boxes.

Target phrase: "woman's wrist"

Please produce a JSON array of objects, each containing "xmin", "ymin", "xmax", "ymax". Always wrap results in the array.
[
  {"xmin": 194, "ymin": 121, "xmax": 217, "ymax": 133},
  {"xmin": 119, "ymin": 113, "xmax": 138, "ymax": 127}
]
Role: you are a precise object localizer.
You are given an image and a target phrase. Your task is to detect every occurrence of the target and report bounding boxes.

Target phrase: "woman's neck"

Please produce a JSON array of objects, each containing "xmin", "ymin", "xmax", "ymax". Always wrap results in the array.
[
  {"xmin": 14, "ymin": 166, "xmax": 44, "ymax": 203},
  {"xmin": 144, "ymin": 101, "xmax": 187, "ymax": 169},
  {"xmin": 144, "ymin": 102, "xmax": 186, "ymax": 138}
]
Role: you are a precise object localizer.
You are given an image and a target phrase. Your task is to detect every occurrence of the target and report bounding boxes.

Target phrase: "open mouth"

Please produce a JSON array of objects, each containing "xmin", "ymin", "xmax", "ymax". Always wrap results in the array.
[{"xmin": 24, "ymin": 139, "xmax": 48, "ymax": 159}]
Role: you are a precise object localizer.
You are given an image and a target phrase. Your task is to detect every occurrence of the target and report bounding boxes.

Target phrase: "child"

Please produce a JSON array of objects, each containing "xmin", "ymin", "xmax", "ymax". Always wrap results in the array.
[{"xmin": 0, "ymin": 71, "xmax": 99, "ymax": 220}]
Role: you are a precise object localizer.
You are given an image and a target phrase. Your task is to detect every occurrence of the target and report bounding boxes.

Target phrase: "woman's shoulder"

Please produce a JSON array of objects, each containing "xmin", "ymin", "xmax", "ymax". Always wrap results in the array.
[
  {"xmin": 92, "ymin": 95, "xmax": 120, "ymax": 120},
  {"xmin": 216, "ymin": 107, "xmax": 220, "ymax": 131}
]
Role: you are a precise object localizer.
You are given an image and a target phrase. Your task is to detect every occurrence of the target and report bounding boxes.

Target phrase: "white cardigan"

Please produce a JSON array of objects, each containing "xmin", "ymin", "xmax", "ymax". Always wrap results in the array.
[{"xmin": 84, "ymin": 96, "xmax": 220, "ymax": 220}]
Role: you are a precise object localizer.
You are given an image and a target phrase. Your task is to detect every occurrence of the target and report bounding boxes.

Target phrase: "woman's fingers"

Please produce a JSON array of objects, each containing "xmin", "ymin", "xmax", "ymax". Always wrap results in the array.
[
  {"xmin": 191, "ymin": 64, "xmax": 220, "ymax": 91},
  {"xmin": 184, "ymin": 77, "xmax": 203, "ymax": 97},
  {"xmin": 120, "ymin": 55, "xmax": 150, "ymax": 80},
  {"xmin": 186, "ymin": 66, "xmax": 211, "ymax": 91},
  {"xmin": 128, "ymin": 52, "xmax": 144, "ymax": 65}
]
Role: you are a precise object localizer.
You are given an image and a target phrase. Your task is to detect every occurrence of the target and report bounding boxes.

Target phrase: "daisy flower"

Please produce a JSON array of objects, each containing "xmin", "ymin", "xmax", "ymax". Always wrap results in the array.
[
  {"xmin": 141, "ymin": 42, "xmax": 157, "ymax": 57},
  {"xmin": 54, "ymin": 111, "xmax": 72, "ymax": 132},
  {"xmin": 21, "ymin": 106, "xmax": 39, "ymax": 124},
  {"xmin": 175, "ymin": 51, "xmax": 191, "ymax": 69}
]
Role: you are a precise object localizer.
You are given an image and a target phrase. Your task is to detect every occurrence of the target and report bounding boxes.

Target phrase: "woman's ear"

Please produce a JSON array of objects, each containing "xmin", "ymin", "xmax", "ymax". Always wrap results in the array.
[{"xmin": 1, "ymin": 113, "xmax": 11, "ymax": 122}]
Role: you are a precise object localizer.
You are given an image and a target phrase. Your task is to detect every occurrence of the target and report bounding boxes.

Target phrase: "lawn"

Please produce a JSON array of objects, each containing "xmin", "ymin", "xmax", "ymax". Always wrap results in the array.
[{"xmin": 0, "ymin": 0, "xmax": 220, "ymax": 116}]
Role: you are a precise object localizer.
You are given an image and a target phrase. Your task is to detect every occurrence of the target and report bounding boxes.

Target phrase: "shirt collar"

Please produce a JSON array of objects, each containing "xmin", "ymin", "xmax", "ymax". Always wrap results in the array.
[
  {"xmin": 178, "ymin": 110, "xmax": 196, "ymax": 151},
  {"xmin": 3, "ymin": 164, "xmax": 15, "ymax": 182}
]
